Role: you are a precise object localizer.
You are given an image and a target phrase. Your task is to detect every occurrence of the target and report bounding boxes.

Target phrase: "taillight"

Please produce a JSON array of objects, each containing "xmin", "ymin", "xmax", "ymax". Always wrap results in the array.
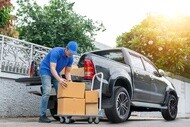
[
  {"xmin": 30, "ymin": 61, "xmax": 37, "ymax": 77},
  {"xmin": 84, "ymin": 59, "xmax": 95, "ymax": 79},
  {"xmin": 30, "ymin": 61, "xmax": 35, "ymax": 77}
]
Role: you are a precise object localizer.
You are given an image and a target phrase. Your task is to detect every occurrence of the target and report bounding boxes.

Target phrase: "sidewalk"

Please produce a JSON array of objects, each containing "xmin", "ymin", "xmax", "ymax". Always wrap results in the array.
[{"xmin": 132, "ymin": 112, "xmax": 190, "ymax": 119}]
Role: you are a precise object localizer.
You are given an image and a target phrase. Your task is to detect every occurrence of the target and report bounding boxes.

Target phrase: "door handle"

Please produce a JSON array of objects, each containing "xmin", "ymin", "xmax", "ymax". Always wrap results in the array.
[
  {"xmin": 134, "ymin": 70, "xmax": 138, "ymax": 75},
  {"xmin": 149, "ymin": 75, "xmax": 153, "ymax": 80}
]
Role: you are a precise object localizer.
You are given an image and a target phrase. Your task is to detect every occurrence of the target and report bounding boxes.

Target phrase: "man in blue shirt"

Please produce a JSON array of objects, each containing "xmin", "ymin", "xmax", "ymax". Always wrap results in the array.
[{"xmin": 39, "ymin": 41, "xmax": 78, "ymax": 123}]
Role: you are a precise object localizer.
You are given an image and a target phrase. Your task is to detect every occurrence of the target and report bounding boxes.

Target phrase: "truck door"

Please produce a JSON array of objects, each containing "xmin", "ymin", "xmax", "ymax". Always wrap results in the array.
[
  {"xmin": 142, "ymin": 58, "xmax": 167, "ymax": 103},
  {"xmin": 129, "ymin": 53, "xmax": 152, "ymax": 102}
]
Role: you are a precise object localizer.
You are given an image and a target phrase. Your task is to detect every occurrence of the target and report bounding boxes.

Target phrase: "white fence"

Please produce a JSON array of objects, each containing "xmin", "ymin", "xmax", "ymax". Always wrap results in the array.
[
  {"xmin": 0, "ymin": 34, "xmax": 51, "ymax": 78},
  {"xmin": 0, "ymin": 34, "xmax": 79, "ymax": 79}
]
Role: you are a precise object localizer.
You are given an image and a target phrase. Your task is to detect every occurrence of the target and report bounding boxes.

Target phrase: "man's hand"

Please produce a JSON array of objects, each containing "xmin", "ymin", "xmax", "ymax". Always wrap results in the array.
[{"xmin": 58, "ymin": 78, "xmax": 68, "ymax": 88}]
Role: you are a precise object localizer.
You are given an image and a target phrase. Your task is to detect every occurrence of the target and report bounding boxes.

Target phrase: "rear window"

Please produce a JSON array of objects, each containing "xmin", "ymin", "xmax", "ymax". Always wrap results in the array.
[{"xmin": 93, "ymin": 50, "xmax": 125, "ymax": 64}]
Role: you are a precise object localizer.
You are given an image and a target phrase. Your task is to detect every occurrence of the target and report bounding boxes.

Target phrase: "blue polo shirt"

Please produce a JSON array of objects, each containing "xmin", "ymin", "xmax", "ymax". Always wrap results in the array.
[{"xmin": 40, "ymin": 47, "xmax": 73, "ymax": 76}]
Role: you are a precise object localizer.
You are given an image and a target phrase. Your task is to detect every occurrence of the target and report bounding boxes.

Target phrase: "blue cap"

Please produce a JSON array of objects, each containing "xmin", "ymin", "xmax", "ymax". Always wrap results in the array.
[{"xmin": 67, "ymin": 41, "xmax": 78, "ymax": 55}]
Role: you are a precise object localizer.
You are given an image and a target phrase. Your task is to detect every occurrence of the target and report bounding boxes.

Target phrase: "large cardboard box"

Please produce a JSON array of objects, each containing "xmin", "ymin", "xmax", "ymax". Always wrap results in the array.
[
  {"xmin": 61, "ymin": 65, "xmax": 84, "ymax": 77},
  {"xmin": 57, "ymin": 82, "xmax": 85, "ymax": 99},
  {"xmin": 85, "ymin": 103, "xmax": 98, "ymax": 115},
  {"xmin": 85, "ymin": 91, "xmax": 99, "ymax": 103},
  {"xmin": 58, "ymin": 98, "xmax": 85, "ymax": 115}
]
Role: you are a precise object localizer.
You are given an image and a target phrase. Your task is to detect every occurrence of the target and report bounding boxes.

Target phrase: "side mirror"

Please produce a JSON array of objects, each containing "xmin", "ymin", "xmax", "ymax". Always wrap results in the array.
[{"xmin": 158, "ymin": 69, "xmax": 165, "ymax": 76}]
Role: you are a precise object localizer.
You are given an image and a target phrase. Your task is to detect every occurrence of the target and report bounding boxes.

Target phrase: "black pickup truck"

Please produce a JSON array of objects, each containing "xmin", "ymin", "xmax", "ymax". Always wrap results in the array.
[{"xmin": 16, "ymin": 47, "xmax": 178, "ymax": 123}]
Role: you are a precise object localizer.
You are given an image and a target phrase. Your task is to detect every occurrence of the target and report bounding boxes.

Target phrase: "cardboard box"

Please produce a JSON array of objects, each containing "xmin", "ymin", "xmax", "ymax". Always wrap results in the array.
[
  {"xmin": 85, "ymin": 91, "xmax": 99, "ymax": 103},
  {"xmin": 70, "ymin": 67, "xmax": 84, "ymax": 77},
  {"xmin": 61, "ymin": 65, "xmax": 78, "ymax": 74},
  {"xmin": 61, "ymin": 65, "xmax": 84, "ymax": 77},
  {"xmin": 86, "ymin": 103, "xmax": 98, "ymax": 115},
  {"xmin": 58, "ymin": 98, "xmax": 85, "ymax": 115},
  {"xmin": 57, "ymin": 82, "xmax": 85, "ymax": 99}
]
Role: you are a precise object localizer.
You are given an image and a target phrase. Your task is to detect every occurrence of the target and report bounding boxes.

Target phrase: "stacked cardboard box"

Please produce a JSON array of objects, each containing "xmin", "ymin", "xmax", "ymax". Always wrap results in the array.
[
  {"xmin": 57, "ymin": 82, "xmax": 99, "ymax": 116},
  {"xmin": 57, "ymin": 82, "xmax": 86, "ymax": 115},
  {"xmin": 57, "ymin": 66, "xmax": 99, "ymax": 116},
  {"xmin": 57, "ymin": 82, "xmax": 85, "ymax": 99},
  {"xmin": 85, "ymin": 90, "xmax": 99, "ymax": 115}
]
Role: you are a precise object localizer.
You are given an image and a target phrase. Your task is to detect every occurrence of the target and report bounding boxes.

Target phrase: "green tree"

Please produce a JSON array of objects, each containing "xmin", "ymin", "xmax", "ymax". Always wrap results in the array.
[
  {"xmin": 116, "ymin": 15, "xmax": 190, "ymax": 78},
  {"xmin": 16, "ymin": 0, "xmax": 105, "ymax": 54}
]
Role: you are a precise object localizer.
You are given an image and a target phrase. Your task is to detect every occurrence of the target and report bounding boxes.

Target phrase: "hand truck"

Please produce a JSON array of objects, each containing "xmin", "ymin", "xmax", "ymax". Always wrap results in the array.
[{"xmin": 56, "ymin": 72, "xmax": 104, "ymax": 124}]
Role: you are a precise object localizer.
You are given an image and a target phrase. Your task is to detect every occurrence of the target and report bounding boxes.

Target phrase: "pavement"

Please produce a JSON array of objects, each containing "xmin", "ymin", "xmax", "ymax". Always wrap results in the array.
[
  {"xmin": 0, "ymin": 116, "xmax": 190, "ymax": 127},
  {"xmin": 0, "ymin": 115, "xmax": 189, "ymax": 122}
]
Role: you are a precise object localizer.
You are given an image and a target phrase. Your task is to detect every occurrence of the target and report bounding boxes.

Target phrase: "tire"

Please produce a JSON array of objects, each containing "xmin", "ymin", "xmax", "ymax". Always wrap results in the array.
[
  {"xmin": 105, "ymin": 86, "xmax": 131, "ymax": 123},
  {"xmin": 161, "ymin": 94, "xmax": 178, "ymax": 121},
  {"xmin": 50, "ymin": 101, "xmax": 60, "ymax": 121},
  {"xmin": 127, "ymin": 110, "xmax": 132, "ymax": 119}
]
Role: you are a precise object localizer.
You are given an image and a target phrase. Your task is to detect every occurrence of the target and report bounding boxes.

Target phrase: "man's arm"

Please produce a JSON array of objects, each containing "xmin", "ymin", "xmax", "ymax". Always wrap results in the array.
[
  {"xmin": 50, "ymin": 63, "xmax": 67, "ymax": 87},
  {"xmin": 65, "ymin": 66, "xmax": 72, "ymax": 81}
]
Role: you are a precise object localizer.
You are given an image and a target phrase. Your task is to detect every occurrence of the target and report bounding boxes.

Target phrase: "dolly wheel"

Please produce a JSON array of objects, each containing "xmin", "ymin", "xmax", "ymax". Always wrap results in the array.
[
  {"xmin": 65, "ymin": 117, "xmax": 71, "ymax": 124},
  {"xmin": 88, "ymin": 117, "xmax": 93, "ymax": 124},
  {"xmin": 59, "ymin": 117, "xmax": 65, "ymax": 123},
  {"xmin": 94, "ymin": 117, "xmax": 100, "ymax": 124}
]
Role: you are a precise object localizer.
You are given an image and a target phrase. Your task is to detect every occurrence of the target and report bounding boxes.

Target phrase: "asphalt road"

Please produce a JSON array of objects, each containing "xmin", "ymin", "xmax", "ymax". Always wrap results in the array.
[{"xmin": 0, "ymin": 116, "xmax": 189, "ymax": 127}]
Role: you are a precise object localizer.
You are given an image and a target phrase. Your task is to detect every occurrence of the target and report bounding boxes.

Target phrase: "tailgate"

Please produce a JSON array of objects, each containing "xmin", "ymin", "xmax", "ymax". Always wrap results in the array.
[
  {"xmin": 15, "ymin": 75, "xmax": 84, "ymax": 85},
  {"xmin": 15, "ymin": 76, "xmax": 41, "ymax": 85},
  {"xmin": 15, "ymin": 76, "xmax": 42, "ymax": 96},
  {"xmin": 15, "ymin": 76, "xmax": 58, "ymax": 96}
]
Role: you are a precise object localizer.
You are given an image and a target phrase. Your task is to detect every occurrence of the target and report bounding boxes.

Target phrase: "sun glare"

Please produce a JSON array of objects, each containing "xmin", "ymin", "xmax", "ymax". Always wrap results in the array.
[{"xmin": 150, "ymin": 0, "xmax": 190, "ymax": 17}]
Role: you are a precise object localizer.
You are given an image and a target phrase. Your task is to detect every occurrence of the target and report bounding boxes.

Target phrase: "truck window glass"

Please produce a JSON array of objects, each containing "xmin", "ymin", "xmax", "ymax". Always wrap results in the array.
[
  {"xmin": 129, "ymin": 53, "xmax": 144, "ymax": 70},
  {"xmin": 143, "ymin": 58, "xmax": 158, "ymax": 74},
  {"xmin": 93, "ymin": 50, "xmax": 125, "ymax": 64}
]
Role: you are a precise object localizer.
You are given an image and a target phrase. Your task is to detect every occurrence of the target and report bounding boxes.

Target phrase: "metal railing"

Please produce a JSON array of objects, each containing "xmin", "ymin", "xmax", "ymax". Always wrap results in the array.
[{"xmin": 0, "ymin": 34, "xmax": 80, "ymax": 78}]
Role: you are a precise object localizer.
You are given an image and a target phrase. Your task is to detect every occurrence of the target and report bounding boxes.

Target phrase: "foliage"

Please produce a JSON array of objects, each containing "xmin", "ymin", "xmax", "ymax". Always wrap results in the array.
[
  {"xmin": 116, "ymin": 15, "xmax": 190, "ymax": 78},
  {"xmin": 0, "ymin": 0, "xmax": 12, "ymax": 11},
  {"xmin": 0, "ymin": 0, "xmax": 12, "ymax": 27},
  {"xmin": 0, "ymin": 0, "xmax": 19, "ymax": 37},
  {"xmin": 16, "ymin": 0, "xmax": 105, "ymax": 54},
  {"xmin": 0, "ymin": 6, "xmax": 11, "ymax": 27}
]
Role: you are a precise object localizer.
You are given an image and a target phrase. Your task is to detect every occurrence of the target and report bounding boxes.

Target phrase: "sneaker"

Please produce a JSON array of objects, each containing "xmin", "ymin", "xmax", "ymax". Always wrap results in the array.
[{"xmin": 39, "ymin": 116, "xmax": 51, "ymax": 123}]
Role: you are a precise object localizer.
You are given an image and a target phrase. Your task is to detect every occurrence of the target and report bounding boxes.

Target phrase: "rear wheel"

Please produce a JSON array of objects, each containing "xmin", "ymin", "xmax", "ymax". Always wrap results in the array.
[
  {"xmin": 105, "ymin": 86, "xmax": 131, "ymax": 123},
  {"xmin": 127, "ymin": 110, "xmax": 132, "ymax": 119},
  {"xmin": 161, "ymin": 94, "xmax": 178, "ymax": 121}
]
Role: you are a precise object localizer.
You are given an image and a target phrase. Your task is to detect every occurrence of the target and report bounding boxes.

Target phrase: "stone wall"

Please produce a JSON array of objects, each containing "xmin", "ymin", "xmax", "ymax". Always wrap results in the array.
[{"xmin": 0, "ymin": 78, "xmax": 40, "ymax": 117}]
